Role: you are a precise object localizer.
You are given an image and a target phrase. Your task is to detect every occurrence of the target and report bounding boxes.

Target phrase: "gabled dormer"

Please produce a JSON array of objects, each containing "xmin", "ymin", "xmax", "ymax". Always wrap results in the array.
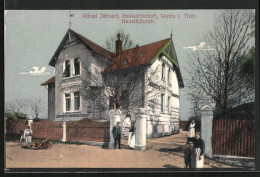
[{"xmin": 49, "ymin": 29, "xmax": 115, "ymax": 67}]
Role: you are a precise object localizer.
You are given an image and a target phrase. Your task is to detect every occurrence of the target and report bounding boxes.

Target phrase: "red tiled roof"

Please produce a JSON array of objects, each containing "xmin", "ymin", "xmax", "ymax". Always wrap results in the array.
[
  {"xmin": 102, "ymin": 38, "xmax": 170, "ymax": 72},
  {"xmin": 70, "ymin": 29, "xmax": 116, "ymax": 62},
  {"xmin": 41, "ymin": 76, "xmax": 55, "ymax": 86}
]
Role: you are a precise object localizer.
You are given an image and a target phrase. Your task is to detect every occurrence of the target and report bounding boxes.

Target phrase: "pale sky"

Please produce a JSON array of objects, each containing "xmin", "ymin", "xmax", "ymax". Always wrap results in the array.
[{"xmin": 5, "ymin": 10, "xmax": 220, "ymax": 120}]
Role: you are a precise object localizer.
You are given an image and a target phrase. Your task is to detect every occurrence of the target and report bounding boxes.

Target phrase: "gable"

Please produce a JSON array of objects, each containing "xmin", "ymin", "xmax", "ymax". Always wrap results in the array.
[
  {"xmin": 149, "ymin": 40, "xmax": 184, "ymax": 88},
  {"xmin": 49, "ymin": 29, "xmax": 115, "ymax": 67},
  {"xmin": 149, "ymin": 40, "xmax": 179, "ymax": 68}
]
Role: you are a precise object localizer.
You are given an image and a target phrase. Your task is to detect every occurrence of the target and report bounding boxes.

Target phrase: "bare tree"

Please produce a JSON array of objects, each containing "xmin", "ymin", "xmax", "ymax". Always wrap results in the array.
[
  {"xmin": 80, "ymin": 37, "xmax": 163, "ymax": 120},
  {"xmin": 188, "ymin": 89, "xmax": 207, "ymax": 118},
  {"xmin": 27, "ymin": 98, "xmax": 43, "ymax": 119},
  {"xmin": 104, "ymin": 30, "xmax": 135, "ymax": 52},
  {"xmin": 81, "ymin": 47, "xmax": 160, "ymax": 111},
  {"xmin": 5, "ymin": 99, "xmax": 28, "ymax": 118},
  {"xmin": 187, "ymin": 10, "xmax": 255, "ymax": 118}
]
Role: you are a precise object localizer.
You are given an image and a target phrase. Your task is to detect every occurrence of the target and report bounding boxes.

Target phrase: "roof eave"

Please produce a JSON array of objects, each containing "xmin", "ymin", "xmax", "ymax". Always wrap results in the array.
[{"xmin": 48, "ymin": 29, "xmax": 70, "ymax": 67}]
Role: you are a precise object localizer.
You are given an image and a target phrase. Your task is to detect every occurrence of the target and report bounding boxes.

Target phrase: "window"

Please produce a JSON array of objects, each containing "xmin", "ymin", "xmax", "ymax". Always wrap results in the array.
[
  {"xmin": 74, "ymin": 92, "xmax": 80, "ymax": 111},
  {"xmin": 65, "ymin": 93, "xmax": 71, "ymax": 111},
  {"xmin": 109, "ymin": 96, "xmax": 114, "ymax": 110},
  {"xmin": 64, "ymin": 60, "xmax": 70, "ymax": 78},
  {"xmin": 74, "ymin": 58, "xmax": 80, "ymax": 76},
  {"xmin": 64, "ymin": 92, "xmax": 81, "ymax": 112},
  {"xmin": 63, "ymin": 58, "xmax": 80, "ymax": 78},
  {"xmin": 161, "ymin": 63, "xmax": 165, "ymax": 80},
  {"xmin": 161, "ymin": 94, "xmax": 164, "ymax": 112},
  {"xmin": 166, "ymin": 96, "xmax": 171, "ymax": 113},
  {"xmin": 167, "ymin": 69, "xmax": 171, "ymax": 84}
]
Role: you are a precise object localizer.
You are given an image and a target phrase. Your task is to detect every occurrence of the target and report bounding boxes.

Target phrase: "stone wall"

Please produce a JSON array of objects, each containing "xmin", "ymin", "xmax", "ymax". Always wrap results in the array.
[
  {"xmin": 66, "ymin": 118, "xmax": 110, "ymax": 143},
  {"xmin": 5, "ymin": 118, "xmax": 27, "ymax": 134},
  {"xmin": 6, "ymin": 118, "xmax": 110, "ymax": 145},
  {"xmin": 32, "ymin": 119, "xmax": 63, "ymax": 140},
  {"xmin": 213, "ymin": 155, "xmax": 255, "ymax": 168}
]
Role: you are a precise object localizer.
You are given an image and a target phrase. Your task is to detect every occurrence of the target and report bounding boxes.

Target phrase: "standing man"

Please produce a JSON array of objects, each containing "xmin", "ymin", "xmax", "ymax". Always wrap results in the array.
[
  {"xmin": 191, "ymin": 132, "xmax": 205, "ymax": 168},
  {"xmin": 23, "ymin": 125, "xmax": 33, "ymax": 146},
  {"xmin": 112, "ymin": 122, "xmax": 121, "ymax": 149}
]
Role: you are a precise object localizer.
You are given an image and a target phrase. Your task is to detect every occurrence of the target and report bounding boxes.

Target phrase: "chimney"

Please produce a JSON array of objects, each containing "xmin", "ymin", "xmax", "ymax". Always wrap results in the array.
[{"xmin": 115, "ymin": 33, "xmax": 122, "ymax": 56}]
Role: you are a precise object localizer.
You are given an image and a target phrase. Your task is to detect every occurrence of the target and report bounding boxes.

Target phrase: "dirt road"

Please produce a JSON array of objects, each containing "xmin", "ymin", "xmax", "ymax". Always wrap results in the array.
[{"xmin": 5, "ymin": 130, "xmax": 235, "ymax": 168}]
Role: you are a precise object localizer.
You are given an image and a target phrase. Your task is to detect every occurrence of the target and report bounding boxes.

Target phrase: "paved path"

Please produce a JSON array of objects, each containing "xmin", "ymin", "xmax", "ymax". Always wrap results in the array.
[{"xmin": 6, "ymin": 130, "xmax": 235, "ymax": 168}]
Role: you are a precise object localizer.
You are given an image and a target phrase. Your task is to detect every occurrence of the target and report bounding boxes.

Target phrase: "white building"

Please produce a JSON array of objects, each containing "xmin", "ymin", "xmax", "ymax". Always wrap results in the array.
[{"xmin": 41, "ymin": 29, "xmax": 184, "ymax": 138}]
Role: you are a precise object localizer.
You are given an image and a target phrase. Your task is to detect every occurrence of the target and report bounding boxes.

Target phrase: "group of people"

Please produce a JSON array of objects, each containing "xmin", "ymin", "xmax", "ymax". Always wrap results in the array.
[
  {"xmin": 21, "ymin": 112, "xmax": 204, "ymax": 168},
  {"xmin": 112, "ymin": 111, "xmax": 136, "ymax": 149},
  {"xmin": 184, "ymin": 120, "xmax": 205, "ymax": 168},
  {"xmin": 113, "ymin": 113, "xmax": 205, "ymax": 169}
]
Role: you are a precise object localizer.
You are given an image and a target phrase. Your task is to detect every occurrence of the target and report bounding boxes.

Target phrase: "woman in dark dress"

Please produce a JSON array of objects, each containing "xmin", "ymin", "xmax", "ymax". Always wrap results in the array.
[
  {"xmin": 128, "ymin": 122, "xmax": 136, "ymax": 149},
  {"xmin": 191, "ymin": 132, "xmax": 205, "ymax": 168}
]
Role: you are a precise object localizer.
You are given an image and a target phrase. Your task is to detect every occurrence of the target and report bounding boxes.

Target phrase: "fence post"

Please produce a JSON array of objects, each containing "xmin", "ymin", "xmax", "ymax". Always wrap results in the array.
[
  {"xmin": 135, "ymin": 108, "xmax": 147, "ymax": 151},
  {"xmin": 200, "ymin": 104, "xmax": 214, "ymax": 158},
  {"xmin": 109, "ymin": 109, "xmax": 122, "ymax": 148},
  {"xmin": 62, "ymin": 121, "xmax": 67, "ymax": 142}
]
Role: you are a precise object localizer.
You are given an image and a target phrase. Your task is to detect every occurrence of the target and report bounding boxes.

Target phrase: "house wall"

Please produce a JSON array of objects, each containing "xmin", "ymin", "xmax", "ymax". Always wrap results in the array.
[
  {"xmin": 145, "ymin": 56, "xmax": 180, "ymax": 138},
  {"xmin": 48, "ymin": 83, "xmax": 55, "ymax": 120},
  {"xmin": 54, "ymin": 33, "xmax": 111, "ymax": 121}
]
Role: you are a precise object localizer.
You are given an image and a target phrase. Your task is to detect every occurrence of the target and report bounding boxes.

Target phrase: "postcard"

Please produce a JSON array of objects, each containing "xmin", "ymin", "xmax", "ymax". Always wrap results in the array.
[{"xmin": 4, "ymin": 9, "xmax": 256, "ymax": 171}]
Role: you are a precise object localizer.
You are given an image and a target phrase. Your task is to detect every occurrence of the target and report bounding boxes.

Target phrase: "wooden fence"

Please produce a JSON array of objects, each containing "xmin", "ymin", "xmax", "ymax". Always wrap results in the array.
[{"xmin": 212, "ymin": 119, "xmax": 255, "ymax": 157}]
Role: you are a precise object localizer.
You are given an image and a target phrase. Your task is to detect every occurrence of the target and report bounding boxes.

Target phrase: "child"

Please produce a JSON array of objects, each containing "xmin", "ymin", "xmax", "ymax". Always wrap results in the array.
[
  {"xmin": 184, "ymin": 141, "xmax": 193, "ymax": 168},
  {"xmin": 19, "ymin": 130, "xmax": 24, "ymax": 143}
]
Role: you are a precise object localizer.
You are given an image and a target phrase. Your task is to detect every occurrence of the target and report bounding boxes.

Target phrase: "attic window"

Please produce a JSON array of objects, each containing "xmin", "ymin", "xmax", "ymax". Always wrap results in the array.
[
  {"xmin": 121, "ymin": 59, "xmax": 128, "ymax": 65},
  {"xmin": 167, "ymin": 68, "xmax": 171, "ymax": 84},
  {"xmin": 74, "ymin": 58, "xmax": 80, "ymax": 76},
  {"xmin": 161, "ymin": 63, "xmax": 165, "ymax": 80},
  {"xmin": 63, "ymin": 60, "xmax": 70, "ymax": 78}
]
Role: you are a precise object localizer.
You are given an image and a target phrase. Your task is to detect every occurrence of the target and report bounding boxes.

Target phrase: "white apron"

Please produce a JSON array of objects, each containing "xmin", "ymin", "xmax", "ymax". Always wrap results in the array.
[
  {"xmin": 191, "ymin": 148, "xmax": 204, "ymax": 168},
  {"xmin": 24, "ymin": 129, "xmax": 32, "ymax": 146},
  {"xmin": 128, "ymin": 133, "xmax": 135, "ymax": 148},
  {"xmin": 188, "ymin": 123, "xmax": 195, "ymax": 138}
]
